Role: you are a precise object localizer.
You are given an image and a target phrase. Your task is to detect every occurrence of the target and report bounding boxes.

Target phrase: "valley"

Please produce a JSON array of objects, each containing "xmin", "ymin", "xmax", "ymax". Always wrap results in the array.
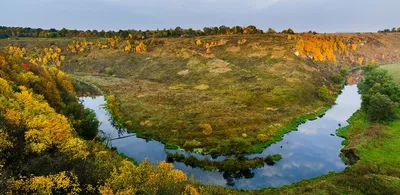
[{"xmin": 0, "ymin": 29, "xmax": 399, "ymax": 194}]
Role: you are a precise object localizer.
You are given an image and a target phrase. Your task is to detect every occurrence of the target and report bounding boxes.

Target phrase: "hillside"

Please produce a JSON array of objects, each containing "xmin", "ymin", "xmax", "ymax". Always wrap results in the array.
[
  {"xmin": 69, "ymin": 33, "xmax": 400, "ymax": 155},
  {"xmin": 3, "ymin": 33, "xmax": 399, "ymax": 155}
]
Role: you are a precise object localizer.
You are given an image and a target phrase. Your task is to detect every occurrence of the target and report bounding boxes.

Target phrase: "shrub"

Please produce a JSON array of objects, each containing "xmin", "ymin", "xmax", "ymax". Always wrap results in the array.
[
  {"xmin": 105, "ymin": 67, "xmax": 113, "ymax": 76},
  {"xmin": 183, "ymin": 139, "xmax": 201, "ymax": 149},
  {"xmin": 213, "ymin": 137, "xmax": 252, "ymax": 155},
  {"xmin": 318, "ymin": 85, "xmax": 329, "ymax": 101},
  {"xmin": 257, "ymin": 134, "xmax": 269, "ymax": 142},
  {"xmin": 332, "ymin": 74, "xmax": 344, "ymax": 84},
  {"xmin": 200, "ymin": 123, "xmax": 213, "ymax": 135}
]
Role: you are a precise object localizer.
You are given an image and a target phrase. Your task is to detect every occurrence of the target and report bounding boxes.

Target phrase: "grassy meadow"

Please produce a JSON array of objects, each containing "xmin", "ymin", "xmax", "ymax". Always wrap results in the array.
[
  {"xmin": 62, "ymin": 34, "xmax": 345, "ymax": 155},
  {"xmin": 381, "ymin": 63, "xmax": 400, "ymax": 84}
]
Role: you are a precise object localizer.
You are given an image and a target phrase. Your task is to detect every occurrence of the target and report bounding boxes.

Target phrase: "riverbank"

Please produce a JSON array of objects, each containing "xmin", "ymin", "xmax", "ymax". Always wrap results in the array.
[
  {"xmin": 61, "ymin": 32, "xmax": 346, "ymax": 156},
  {"xmin": 248, "ymin": 64, "xmax": 400, "ymax": 194},
  {"xmin": 80, "ymin": 83, "xmax": 361, "ymax": 189},
  {"xmin": 247, "ymin": 107, "xmax": 400, "ymax": 194},
  {"xmin": 74, "ymin": 73, "xmax": 345, "ymax": 155}
]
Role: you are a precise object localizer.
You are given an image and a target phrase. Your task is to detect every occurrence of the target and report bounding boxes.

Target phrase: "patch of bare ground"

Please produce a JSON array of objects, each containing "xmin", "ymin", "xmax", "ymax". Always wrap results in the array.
[{"xmin": 207, "ymin": 59, "xmax": 232, "ymax": 74}]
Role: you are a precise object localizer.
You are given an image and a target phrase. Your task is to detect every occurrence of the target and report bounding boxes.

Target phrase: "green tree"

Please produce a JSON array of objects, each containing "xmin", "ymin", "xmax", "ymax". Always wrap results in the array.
[
  {"xmin": 282, "ymin": 28, "xmax": 295, "ymax": 34},
  {"xmin": 367, "ymin": 93, "xmax": 398, "ymax": 121},
  {"xmin": 75, "ymin": 108, "xmax": 99, "ymax": 140},
  {"xmin": 332, "ymin": 74, "xmax": 344, "ymax": 84},
  {"xmin": 58, "ymin": 28, "xmax": 68, "ymax": 37},
  {"xmin": 267, "ymin": 28, "xmax": 276, "ymax": 33}
]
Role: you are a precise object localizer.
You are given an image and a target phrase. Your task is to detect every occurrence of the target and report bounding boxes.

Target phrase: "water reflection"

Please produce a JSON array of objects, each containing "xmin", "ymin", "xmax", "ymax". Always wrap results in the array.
[{"xmin": 80, "ymin": 85, "xmax": 361, "ymax": 189}]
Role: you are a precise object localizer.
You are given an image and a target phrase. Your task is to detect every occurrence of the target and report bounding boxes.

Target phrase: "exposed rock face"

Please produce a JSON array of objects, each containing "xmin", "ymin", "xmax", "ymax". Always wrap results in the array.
[{"xmin": 347, "ymin": 69, "xmax": 363, "ymax": 85}]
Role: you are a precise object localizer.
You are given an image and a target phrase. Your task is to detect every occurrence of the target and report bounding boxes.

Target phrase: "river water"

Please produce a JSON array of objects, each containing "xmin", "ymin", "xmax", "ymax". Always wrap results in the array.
[{"xmin": 80, "ymin": 84, "xmax": 361, "ymax": 189}]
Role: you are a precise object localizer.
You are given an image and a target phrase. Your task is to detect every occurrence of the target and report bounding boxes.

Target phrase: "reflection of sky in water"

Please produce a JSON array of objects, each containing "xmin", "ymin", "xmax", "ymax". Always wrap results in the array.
[
  {"xmin": 80, "ymin": 96, "xmax": 130, "ymax": 138},
  {"xmin": 79, "ymin": 85, "xmax": 361, "ymax": 190}
]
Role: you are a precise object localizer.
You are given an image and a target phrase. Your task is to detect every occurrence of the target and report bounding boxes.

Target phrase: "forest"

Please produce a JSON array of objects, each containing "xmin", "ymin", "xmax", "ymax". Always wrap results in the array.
[{"xmin": 0, "ymin": 25, "xmax": 286, "ymax": 39}]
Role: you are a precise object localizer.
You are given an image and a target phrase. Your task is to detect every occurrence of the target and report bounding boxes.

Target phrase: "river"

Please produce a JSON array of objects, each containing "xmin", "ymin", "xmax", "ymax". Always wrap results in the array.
[{"xmin": 79, "ymin": 84, "xmax": 361, "ymax": 190}]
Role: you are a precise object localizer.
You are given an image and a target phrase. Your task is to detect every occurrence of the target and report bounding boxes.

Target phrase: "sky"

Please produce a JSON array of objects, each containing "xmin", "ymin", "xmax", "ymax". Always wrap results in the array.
[{"xmin": 1, "ymin": 0, "xmax": 399, "ymax": 33}]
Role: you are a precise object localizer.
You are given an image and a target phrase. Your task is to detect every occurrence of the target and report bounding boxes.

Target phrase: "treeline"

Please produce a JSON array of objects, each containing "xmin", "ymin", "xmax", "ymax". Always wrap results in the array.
[
  {"xmin": 0, "ymin": 25, "xmax": 295, "ymax": 39},
  {"xmin": 378, "ymin": 27, "xmax": 400, "ymax": 33},
  {"xmin": 360, "ymin": 64, "xmax": 400, "ymax": 121}
]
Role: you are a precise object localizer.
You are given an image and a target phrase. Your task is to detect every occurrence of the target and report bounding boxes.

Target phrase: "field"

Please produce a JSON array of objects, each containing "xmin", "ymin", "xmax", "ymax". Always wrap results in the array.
[{"xmin": 381, "ymin": 63, "xmax": 400, "ymax": 84}]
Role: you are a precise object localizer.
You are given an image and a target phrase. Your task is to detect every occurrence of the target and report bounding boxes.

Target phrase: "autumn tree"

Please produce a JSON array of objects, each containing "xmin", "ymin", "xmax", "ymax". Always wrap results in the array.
[
  {"xmin": 282, "ymin": 28, "xmax": 295, "ymax": 34},
  {"xmin": 267, "ymin": 28, "xmax": 276, "ymax": 33}
]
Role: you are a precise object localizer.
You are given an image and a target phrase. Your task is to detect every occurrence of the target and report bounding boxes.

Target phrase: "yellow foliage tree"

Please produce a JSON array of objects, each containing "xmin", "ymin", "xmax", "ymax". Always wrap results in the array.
[
  {"xmin": 358, "ymin": 57, "xmax": 364, "ymax": 65},
  {"xmin": 351, "ymin": 43, "xmax": 357, "ymax": 51},
  {"xmin": 0, "ymin": 79, "xmax": 88, "ymax": 159},
  {"xmin": 0, "ymin": 129, "xmax": 13, "ymax": 152},
  {"xmin": 124, "ymin": 41, "xmax": 132, "ymax": 52},
  {"xmin": 8, "ymin": 171, "xmax": 81, "ymax": 194},
  {"xmin": 296, "ymin": 35, "xmax": 351, "ymax": 62},
  {"xmin": 195, "ymin": 40, "xmax": 202, "ymax": 46},
  {"xmin": 99, "ymin": 160, "xmax": 195, "ymax": 195},
  {"xmin": 135, "ymin": 42, "xmax": 147, "ymax": 53}
]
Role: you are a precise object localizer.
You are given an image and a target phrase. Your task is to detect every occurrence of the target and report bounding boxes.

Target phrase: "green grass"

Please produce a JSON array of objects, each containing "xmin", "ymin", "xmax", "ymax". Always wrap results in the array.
[
  {"xmin": 236, "ymin": 109, "xmax": 400, "ymax": 195},
  {"xmin": 359, "ymin": 110, "xmax": 400, "ymax": 166},
  {"xmin": 381, "ymin": 63, "xmax": 400, "ymax": 84},
  {"xmin": 253, "ymin": 106, "xmax": 330, "ymax": 153}
]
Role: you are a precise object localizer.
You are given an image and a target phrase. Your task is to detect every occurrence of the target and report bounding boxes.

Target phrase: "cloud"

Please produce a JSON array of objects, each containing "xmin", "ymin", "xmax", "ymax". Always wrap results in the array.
[
  {"xmin": 248, "ymin": 0, "xmax": 283, "ymax": 9},
  {"xmin": 1, "ymin": 0, "xmax": 399, "ymax": 32},
  {"xmin": 299, "ymin": 128, "xmax": 317, "ymax": 135},
  {"xmin": 99, "ymin": 0, "xmax": 284, "ymax": 12}
]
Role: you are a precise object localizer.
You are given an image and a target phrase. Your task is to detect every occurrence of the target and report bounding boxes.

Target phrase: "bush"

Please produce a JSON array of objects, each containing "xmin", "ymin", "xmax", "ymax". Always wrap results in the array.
[
  {"xmin": 318, "ymin": 85, "xmax": 329, "ymax": 101},
  {"xmin": 105, "ymin": 67, "xmax": 113, "ymax": 76},
  {"xmin": 332, "ymin": 74, "xmax": 344, "ymax": 84},
  {"xmin": 213, "ymin": 137, "xmax": 252, "ymax": 155},
  {"xmin": 183, "ymin": 139, "xmax": 201, "ymax": 149},
  {"xmin": 366, "ymin": 93, "xmax": 397, "ymax": 121}
]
